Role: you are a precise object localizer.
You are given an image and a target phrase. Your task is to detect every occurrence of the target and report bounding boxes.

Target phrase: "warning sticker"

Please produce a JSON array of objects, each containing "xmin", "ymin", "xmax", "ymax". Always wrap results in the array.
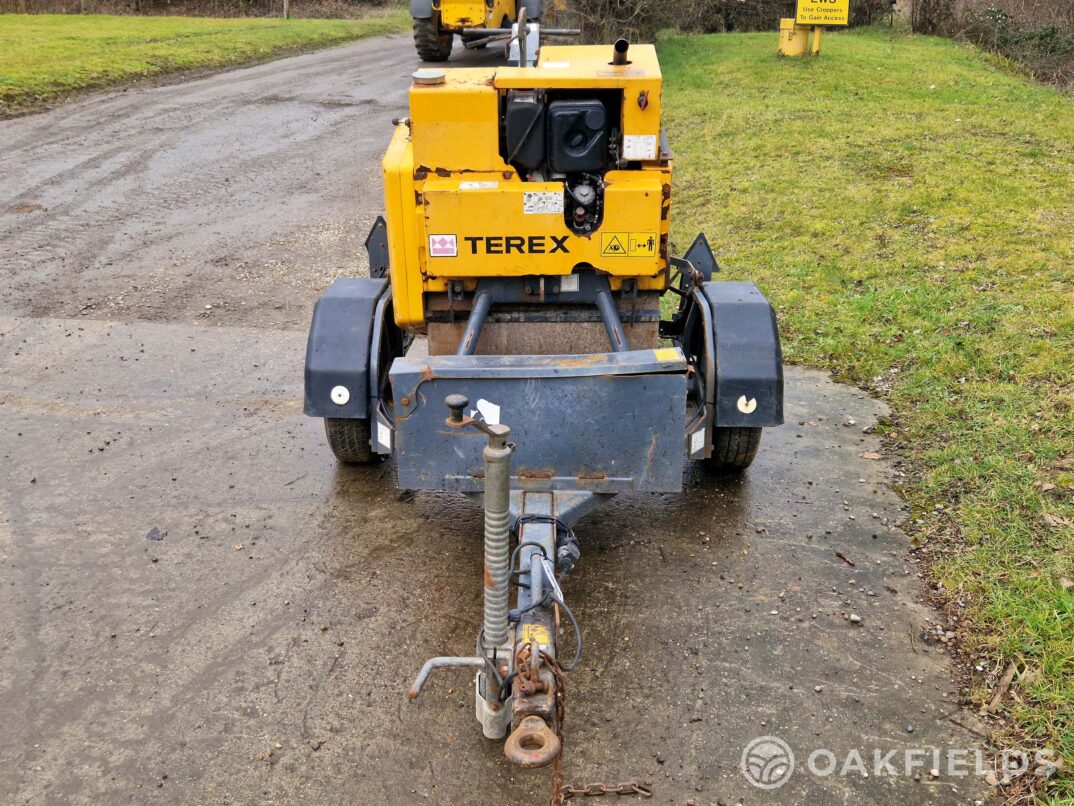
[
  {"xmin": 524, "ymin": 191, "xmax": 564, "ymax": 215},
  {"xmin": 520, "ymin": 624, "xmax": 551, "ymax": 645},
  {"xmin": 600, "ymin": 232, "xmax": 657, "ymax": 258},
  {"xmin": 653, "ymin": 347, "xmax": 680, "ymax": 363},
  {"xmin": 622, "ymin": 134, "xmax": 658, "ymax": 161}
]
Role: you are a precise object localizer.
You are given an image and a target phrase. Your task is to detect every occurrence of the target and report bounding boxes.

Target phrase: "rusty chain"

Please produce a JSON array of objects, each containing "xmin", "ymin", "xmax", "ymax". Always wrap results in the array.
[{"xmin": 542, "ymin": 649, "xmax": 652, "ymax": 805}]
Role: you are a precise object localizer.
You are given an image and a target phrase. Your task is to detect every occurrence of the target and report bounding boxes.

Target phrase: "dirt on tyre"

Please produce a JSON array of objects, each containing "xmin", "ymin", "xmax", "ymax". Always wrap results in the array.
[
  {"xmin": 324, "ymin": 418, "xmax": 377, "ymax": 465},
  {"xmin": 706, "ymin": 427, "xmax": 762, "ymax": 472},
  {"xmin": 413, "ymin": 16, "xmax": 453, "ymax": 62}
]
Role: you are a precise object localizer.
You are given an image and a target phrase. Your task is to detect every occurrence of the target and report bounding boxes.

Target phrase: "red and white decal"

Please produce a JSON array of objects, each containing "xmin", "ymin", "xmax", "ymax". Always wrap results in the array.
[{"xmin": 428, "ymin": 234, "xmax": 457, "ymax": 258}]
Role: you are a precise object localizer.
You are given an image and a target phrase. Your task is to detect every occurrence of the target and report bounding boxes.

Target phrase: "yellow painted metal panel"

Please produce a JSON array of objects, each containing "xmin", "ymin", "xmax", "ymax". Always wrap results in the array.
[
  {"xmin": 440, "ymin": 0, "xmax": 484, "ymax": 28},
  {"xmin": 439, "ymin": 0, "xmax": 514, "ymax": 29},
  {"xmin": 382, "ymin": 126, "xmax": 425, "ymax": 329},
  {"xmin": 419, "ymin": 170, "xmax": 670, "ymax": 279},
  {"xmin": 410, "ymin": 76, "xmax": 507, "ymax": 172}
]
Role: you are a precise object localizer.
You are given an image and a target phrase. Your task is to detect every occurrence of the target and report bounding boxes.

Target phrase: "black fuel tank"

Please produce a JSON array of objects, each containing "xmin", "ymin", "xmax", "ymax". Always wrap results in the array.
[{"xmin": 547, "ymin": 100, "xmax": 607, "ymax": 174}]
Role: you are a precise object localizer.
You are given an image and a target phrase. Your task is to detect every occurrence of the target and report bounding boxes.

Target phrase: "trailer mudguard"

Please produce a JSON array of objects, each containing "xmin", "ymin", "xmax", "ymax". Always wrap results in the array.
[
  {"xmin": 411, "ymin": 0, "xmax": 433, "ymax": 19},
  {"xmin": 702, "ymin": 281, "xmax": 784, "ymax": 428},
  {"xmin": 304, "ymin": 278, "xmax": 389, "ymax": 419}
]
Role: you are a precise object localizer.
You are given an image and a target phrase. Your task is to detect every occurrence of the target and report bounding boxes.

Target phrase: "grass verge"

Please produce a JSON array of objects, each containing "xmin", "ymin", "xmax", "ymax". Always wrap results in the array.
[
  {"xmin": 661, "ymin": 26, "xmax": 1074, "ymax": 798},
  {"xmin": 0, "ymin": 10, "xmax": 409, "ymax": 115}
]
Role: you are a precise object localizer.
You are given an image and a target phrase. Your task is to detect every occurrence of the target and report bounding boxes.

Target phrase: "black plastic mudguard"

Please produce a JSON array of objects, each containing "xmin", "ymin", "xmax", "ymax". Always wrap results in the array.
[
  {"xmin": 702, "ymin": 281, "xmax": 784, "ymax": 428},
  {"xmin": 304, "ymin": 278, "xmax": 389, "ymax": 419}
]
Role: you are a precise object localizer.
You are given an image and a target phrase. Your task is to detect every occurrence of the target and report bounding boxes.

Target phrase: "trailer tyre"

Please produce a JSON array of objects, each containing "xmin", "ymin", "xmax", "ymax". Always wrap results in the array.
[
  {"xmin": 324, "ymin": 418, "xmax": 376, "ymax": 465},
  {"xmin": 706, "ymin": 427, "xmax": 762, "ymax": 472},
  {"xmin": 413, "ymin": 16, "xmax": 453, "ymax": 62}
]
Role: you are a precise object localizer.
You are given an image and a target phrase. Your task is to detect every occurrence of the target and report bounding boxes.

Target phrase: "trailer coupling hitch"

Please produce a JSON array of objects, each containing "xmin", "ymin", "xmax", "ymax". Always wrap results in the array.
[{"xmin": 504, "ymin": 715, "xmax": 561, "ymax": 768}]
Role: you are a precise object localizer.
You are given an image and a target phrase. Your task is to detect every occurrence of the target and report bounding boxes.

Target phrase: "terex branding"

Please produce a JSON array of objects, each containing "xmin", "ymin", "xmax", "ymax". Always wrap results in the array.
[{"xmin": 463, "ymin": 235, "xmax": 570, "ymax": 255}]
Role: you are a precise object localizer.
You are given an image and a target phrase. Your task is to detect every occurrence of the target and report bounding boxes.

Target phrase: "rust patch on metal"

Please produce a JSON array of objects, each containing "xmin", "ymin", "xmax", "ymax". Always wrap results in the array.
[{"xmin": 504, "ymin": 715, "xmax": 560, "ymax": 767}]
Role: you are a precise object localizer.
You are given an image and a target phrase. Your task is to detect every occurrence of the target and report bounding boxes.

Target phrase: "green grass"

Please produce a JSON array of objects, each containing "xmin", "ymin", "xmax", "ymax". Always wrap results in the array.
[
  {"xmin": 0, "ymin": 11, "xmax": 409, "ymax": 114},
  {"xmin": 661, "ymin": 27, "xmax": 1074, "ymax": 797}
]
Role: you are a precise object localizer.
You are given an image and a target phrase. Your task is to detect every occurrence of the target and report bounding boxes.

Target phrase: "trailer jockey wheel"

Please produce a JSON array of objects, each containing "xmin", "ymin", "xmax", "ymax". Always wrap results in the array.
[
  {"xmin": 706, "ymin": 426, "xmax": 762, "ymax": 472},
  {"xmin": 324, "ymin": 418, "xmax": 377, "ymax": 465}
]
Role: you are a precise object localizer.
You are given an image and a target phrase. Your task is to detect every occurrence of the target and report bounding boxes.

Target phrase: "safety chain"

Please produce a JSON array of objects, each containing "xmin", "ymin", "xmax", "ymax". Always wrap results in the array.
[{"xmin": 542, "ymin": 650, "xmax": 652, "ymax": 805}]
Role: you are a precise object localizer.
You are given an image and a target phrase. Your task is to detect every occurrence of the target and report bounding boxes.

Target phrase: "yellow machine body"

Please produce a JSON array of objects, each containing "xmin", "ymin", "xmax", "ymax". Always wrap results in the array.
[
  {"xmin": 382, "ymin": 45, "xmax": 672, "ymax": 330},
  {"xmin": 437, "ymin": 0, "xmax": 514, "ymax": 29}
]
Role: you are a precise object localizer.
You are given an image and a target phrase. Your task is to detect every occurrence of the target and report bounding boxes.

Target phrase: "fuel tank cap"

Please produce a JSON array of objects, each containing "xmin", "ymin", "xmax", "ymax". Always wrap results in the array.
[{"xmin": 412, "ymin": 68, "xmax": 446, "ymax": 86}]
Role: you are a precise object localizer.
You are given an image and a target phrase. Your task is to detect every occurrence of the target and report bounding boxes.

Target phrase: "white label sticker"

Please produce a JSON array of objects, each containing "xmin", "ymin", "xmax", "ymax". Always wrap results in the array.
[
  {"xmin": 541, "ymin": 61, "xmax": 571, "ymax": 69},
  {"xmin": 524, "ymin": 191, "xmax": 564, "ymax": 215},
  {"xmin": 560, "ymin": 274, "xmax": 580, "ymax": 292},
  {"xmin": 459, "ymin": 181, "xmax": 499, "ymax": 190},
  {"xmin": 690, "ymin": 428, "xmax": 706, "ymax": 456},
  {"xmin": 377, "ymin": 421, "xmax": 392, "ymax": 451},
  {"xmin": 428, "ymin": 234, "xmax": 457, "ymax": 257},
  {"xmin": 623, "ymin": 134, "xmax": 658, "ymax": 160},
  {"xmin": 470, "ymin": 398, "xmax": 501, "ymax": 425}
]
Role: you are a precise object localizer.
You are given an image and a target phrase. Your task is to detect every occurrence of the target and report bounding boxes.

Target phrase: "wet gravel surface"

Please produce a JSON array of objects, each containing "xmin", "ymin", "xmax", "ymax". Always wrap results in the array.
[{"xmin": 0, "ymin": 37, "xmax": 991, "ymax": 806}]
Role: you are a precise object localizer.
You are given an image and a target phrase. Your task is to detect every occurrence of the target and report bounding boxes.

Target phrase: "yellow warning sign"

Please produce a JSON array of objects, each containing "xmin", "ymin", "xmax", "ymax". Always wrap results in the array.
[
  {"xmin": 653, "ymin": 348, "xmax": 680, "ymax": 363},
  {"xmin": 795, "ymin": 0, "xmax": 849, "ymax": 26},
  {"xmin": 600, "ymin": 232, "xmax": 657, "ymax": 257},
  {"xmin": 520, "ymin": 624, "xmax": 551, "ymax": 645}
]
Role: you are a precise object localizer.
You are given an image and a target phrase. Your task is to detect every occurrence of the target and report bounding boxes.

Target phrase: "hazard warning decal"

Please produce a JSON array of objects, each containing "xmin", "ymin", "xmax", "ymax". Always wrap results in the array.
[{"xmin": 600, "ymin": 232, "xmax": 657, "ymax": 257}]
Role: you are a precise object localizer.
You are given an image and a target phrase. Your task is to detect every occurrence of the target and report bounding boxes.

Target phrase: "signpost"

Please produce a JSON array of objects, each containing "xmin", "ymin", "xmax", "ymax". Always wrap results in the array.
[
  {"xmin": 779, "ymin": 0, "xmax": 849, "ymax": 56},
  {"xmin": 795, "ymin": 0, "xmax": 850, "ymax": 27}
]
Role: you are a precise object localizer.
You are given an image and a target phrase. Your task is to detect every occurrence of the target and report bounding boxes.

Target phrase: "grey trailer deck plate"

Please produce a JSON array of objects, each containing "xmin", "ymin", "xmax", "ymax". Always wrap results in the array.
[{"xmin": 390, "ymin": 348, "xmax": 688, "ymax": 493}]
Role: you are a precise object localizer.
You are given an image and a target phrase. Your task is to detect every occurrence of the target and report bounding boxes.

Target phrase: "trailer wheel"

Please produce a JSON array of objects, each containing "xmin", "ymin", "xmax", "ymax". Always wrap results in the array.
[
  {"xmin": 324, "ymin": 418, "xmax": 376, "ymax": 465},
  {"xmin": 706, "ymin": 427, "xmax": 762, "ymax": 472},
  {"xmin": 413, "ymin": 16, "xmax": 453, "ymax": 62}
]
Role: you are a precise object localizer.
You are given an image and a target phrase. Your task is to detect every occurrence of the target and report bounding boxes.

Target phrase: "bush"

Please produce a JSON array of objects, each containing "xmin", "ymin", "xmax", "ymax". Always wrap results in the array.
[
  {"xmin": 564, "ymin": 0, "xmax": 894, "ymax": 40},
  {"xmin": 958, "ymin": 4, "xmax": 1074, "ymax": 83},
  {"xmin": 910, "ymin": 0, "xmax": 955, "ymax": 33}
]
